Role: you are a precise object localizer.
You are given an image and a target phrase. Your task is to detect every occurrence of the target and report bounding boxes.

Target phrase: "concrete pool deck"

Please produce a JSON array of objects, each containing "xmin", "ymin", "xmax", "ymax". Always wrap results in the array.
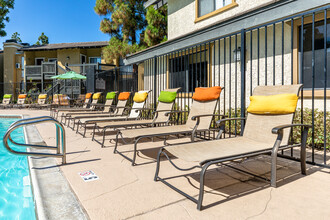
[{"xmin": 1, "ymin": 109, "xmax": 330, "ymax": 219}]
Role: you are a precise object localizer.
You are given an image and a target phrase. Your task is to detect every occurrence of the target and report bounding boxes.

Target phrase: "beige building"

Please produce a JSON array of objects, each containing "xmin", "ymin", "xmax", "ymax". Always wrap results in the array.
[
  {"xmin": 0, "ymin": 40, "xmax": 108, "ymax": 97},
  {"xmin": 127, "ymin": 0, "xmax": 330, "ymax": 111}
]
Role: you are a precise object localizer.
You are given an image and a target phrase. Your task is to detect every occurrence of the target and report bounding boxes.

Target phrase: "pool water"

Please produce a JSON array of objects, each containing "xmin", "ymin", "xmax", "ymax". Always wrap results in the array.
[{"xmin": 0, "ymin": 118, "xmax": 36, "ymax": 219}]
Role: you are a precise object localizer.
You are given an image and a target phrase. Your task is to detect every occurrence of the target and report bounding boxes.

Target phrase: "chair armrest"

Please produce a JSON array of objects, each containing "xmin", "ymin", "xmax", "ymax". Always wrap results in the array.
[
  {"xmin": 133, "ymin": 107, "xmax": 154, "ymax": 113},
  {"xmin": 164, "ymin": 110, "xmax": 189, "ymax": 116},
  {"xmin": 191, "ymin": 114, "xmax": 226, "ymax": 121},
  {"xmin": 216, "ymin": 117, "xmax": 246, "ymax": 125},
  {"xmin": 272, "ymin": 124, "xmax": 312, "ymax": 134}
]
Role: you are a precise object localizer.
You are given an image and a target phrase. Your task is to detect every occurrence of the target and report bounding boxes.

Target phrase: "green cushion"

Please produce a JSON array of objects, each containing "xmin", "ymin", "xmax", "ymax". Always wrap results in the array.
[
  {"xmin": 158, "ymin": 91, "xmax": 177, "ymax": 103},
  {"xmin": 3, "ymin": 94, "xmax": 12, "ymax": 99},
  {"xmin": 106, "ymin": 92, "xmax": 116, "ymax": 100}
]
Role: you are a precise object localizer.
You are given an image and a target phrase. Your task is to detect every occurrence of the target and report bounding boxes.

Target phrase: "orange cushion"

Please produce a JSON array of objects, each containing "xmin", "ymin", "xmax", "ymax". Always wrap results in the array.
[
  {"xmin": 85, "ymin": 93, "xmax": 92, "ymax": 99},
  {"xmin": 192, "ymin": 86, "xmax": 222, "ymax": 102},
  {"xmin": 18, "ymin": 94, "xmax": 27, "ymax": 99},
  {"xmin": 118, "ymin": 92, "xmax": 130, "ymax": 100}
]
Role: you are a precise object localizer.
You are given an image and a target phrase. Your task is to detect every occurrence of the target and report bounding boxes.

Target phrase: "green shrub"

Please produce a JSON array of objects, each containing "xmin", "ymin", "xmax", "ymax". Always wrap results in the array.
[{"xmin": 292, "ymin": 108, "xmax": 330, "ymax": 149}]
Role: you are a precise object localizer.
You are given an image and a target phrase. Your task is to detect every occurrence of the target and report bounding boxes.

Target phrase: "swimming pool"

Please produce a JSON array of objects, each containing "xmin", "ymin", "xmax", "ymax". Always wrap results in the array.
[{"xmin": 0, "ymin": 117, "xmax": 36, "ymax": 219}]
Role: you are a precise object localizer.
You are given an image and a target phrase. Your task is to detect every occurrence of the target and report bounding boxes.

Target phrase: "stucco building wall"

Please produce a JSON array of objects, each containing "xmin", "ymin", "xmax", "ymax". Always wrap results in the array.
[{"xmin": 167, "ymin": 0, "xmax": 280, "ymax": 40}]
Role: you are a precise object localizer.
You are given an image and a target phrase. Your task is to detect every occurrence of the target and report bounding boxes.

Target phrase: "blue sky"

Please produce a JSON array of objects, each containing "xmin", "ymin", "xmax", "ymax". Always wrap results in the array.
[{"xmin": 0, "ymin": 0, "xmax": 109, "ymax": 48}]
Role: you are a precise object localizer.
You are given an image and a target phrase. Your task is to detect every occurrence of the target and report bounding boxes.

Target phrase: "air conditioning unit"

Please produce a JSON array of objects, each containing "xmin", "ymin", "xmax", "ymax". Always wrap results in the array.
[{"xmin": 15, "ymin": 63, "xmax": 20, "ymax": 69}]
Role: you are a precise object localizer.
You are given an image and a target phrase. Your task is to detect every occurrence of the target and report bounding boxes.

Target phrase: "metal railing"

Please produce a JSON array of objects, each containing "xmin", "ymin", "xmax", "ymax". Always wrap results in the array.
[
  {"xmin": 128, "ymin": 5, "xmax": 330, "ymax": 168},
  {"xmin": 3, "ymin": 116, "xmax": 66, "ymax": 164}
]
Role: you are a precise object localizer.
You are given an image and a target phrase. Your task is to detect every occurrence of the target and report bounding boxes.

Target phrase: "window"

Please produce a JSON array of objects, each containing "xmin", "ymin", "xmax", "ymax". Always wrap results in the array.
[
  {"xmin": 168, "ymin": 51, "xmax": 208, "ymax": 93},
  {"xmin": 89, "ymin": 57, "xmax": 101, "ymax": 64},
  {"xmin": 48, "ymin": 58, "xmax": 57, "ymax": 62},
  {"xmin": 35, "ymin": 58, "xmax": 44, "ymax": 65},
  {"xmin": 299, "ymin": 19, "xmax": 330, "ymax": 89},
  {"xmin": 196, "ymin": 0, "xmax": 237, "ymax": 22},
  {"xmin": 80, "ymin": 54, "xmax": 86, "ymax": 64}
]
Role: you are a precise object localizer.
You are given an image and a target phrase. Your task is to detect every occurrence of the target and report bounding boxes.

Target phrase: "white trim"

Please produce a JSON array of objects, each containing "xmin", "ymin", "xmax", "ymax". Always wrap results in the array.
[
  {"xmin": 89, "ymin": 56, "xmax": 101, "ymax": 64},
  {"xmin": 3, "ymin": 44, "xmax": 22, "ymax": 49},
  {"xmin": 35, "ymin": 57, "xmax": 45, "ymax": 65}
]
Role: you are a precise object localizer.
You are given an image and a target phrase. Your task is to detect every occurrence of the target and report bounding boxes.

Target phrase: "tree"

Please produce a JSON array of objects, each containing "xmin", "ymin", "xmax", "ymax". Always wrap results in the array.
[
  {"xmin": 94, "ymin": 0, "xmax": 147, "ymax": 62},
  {"xmin": 144, "ymin": 5, "xmax": 167, "ymax": 47},
  {"xmin": 11, "ymin": 31, "xmax": 22, "ymax": 42},
  {"xmin": 0, "ymin": 0, "xmax": 14, "ymax": 37},
  {"xmin": 35, "ymin": 32, "xmax": 49, "ymax": 45}
]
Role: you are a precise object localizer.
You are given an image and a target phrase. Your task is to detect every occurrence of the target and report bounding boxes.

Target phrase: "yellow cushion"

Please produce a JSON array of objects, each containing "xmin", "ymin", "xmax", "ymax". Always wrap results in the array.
[
  {"xmin": 38, "ymin": 94, "xmax": 47, "ymax": 99},
  {"xmin": 247, "ymin": 93, "xmax": 298, "ymax": 115},
  {"xmin": 133, "ymin": 92, "xmax": 148, "ymax": 103},
  {"xmin": 93, "ymin": 93, "xmax": 101, "ymax": 100}
]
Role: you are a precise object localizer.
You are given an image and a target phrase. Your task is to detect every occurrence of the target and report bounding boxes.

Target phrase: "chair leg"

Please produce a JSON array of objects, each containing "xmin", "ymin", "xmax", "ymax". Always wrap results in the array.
[
  {"xmin": 114, "ymin": 132, "xmax": 120, "ymax": 153},
  {"xmin": 154, "ymin": 148, "xmax": 164, "ymax": 181},
  {"xmin": 197, "ymin": 162, "xmax": 212, "ymax": 211},
  {"xmin": 83, "ymin": 124, "xmax": 87, "ymax": 137},
  {"xmin": 92, "ymin": 124, "xmax": 96, "ymax": 141},
  {"xmin": 101, "ymin": 128, "xmax": 106, "ymax": 148},
  {"xmin": 270, "ymin": 131, "xmax": 283, "ymax": 187},
  {"xmin": 76, "ymin": 121, "xmax": 80, "ymax": 134}
]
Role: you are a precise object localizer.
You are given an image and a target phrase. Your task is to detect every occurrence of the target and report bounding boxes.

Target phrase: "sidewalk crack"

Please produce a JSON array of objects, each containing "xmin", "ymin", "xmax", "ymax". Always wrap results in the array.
[{"xmin": 244, "ymin": 188, "xmax": 273, "ymax": 220}]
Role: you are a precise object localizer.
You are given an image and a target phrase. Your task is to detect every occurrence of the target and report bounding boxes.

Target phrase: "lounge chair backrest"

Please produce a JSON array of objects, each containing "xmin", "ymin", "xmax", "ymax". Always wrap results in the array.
[
  {"xmin": 103, "ymin": 99, "xmax": 115, "ymax": 112},
  {"xmin": 59, "ymin": 95, "xmax": 70, "ymax": 106},
  {"xmin": 2, "ymin": 94, "xmax": 12, "ymax": 104},
  {"xmin": 243, "ymin": 84, "xmax": 302, "ymax": 146},
  {"xmin": 53, "ymin": 94, "xmax": 60, "ymax": 105},
  {"xmin": 185, "ymin": 99, "xmax": 219, "ymax": 130},
  {"xmin": 17, "ymin": 94, "xmax": 27, "ymax": 105},
  {"xmin": 83, "ymin": 93, "xmax": 92, "ymax": 108},
  {"xmin": 38, "ymin": 94, "xmax": 47, "ymax": 104},
  {"xmin": 127, "ymin": 90, "xmax": 151, "ymax": 119},
  {"xmin": 115, "ymin": 99, "xmax": 129, "ymax": 116},
  {"xmin": 2, "ymin": 98, "xmax": 11, "ymax": 104},
  {"xmin": 90, "ymin": 99, "xmax": 99, "ymax": 110},
  {"xmin": 154, "ymin": 88, "xmax": 180, "ymax": 123}
]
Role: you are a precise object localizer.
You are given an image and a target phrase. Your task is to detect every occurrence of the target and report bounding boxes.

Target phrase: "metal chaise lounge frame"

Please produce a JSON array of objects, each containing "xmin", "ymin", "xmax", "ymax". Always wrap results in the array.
[
  {"xmin": 64, "ymin": 92, "xmax": 118, "ymax": 128},
  {"xmin": 58, "ymin": 92, "xmax": 103, "ymax": 123},
  {"xmin": 51, "ymin": 93, "xmax": 92, "ymax": 118},
  {"xmin": 0, "ymin": 94, "xmax": 13, "ymax": 109},
  {"xmin": 14, "ymin": 94, "xmax": 27, "ymax": 109},
  {"xmin": 114, "ymin": 87, "xmax": 224, "ymax": 166},
  {"xmin": 154, "ymin": 84, "xmax": 312, "ymax": 210},
  {"xmin": 74, "ymin": 91, "xmax": 136, "ymax": 137},
  {"xmin": 91, "ymin": 88, "xmax": 181, "ymax": 147},
  {"xmin": 75, "ymin": 90, "xmax": 152, "ymax": 137},
  {"xmin": 26, "ymin": 94, "xmax": 48, "ymax": 109}
]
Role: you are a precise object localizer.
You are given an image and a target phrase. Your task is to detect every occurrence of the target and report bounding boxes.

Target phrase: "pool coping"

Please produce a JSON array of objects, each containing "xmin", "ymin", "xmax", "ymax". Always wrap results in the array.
[{"xmin": 3, "ymin": 114, "xmax": 88, "ymax": 220}]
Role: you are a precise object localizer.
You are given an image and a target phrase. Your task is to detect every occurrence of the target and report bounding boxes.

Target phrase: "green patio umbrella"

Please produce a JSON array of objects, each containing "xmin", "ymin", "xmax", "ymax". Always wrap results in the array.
[{"xmin": 51, "ymin": 71, "xmax": 87, "ymax": 98}]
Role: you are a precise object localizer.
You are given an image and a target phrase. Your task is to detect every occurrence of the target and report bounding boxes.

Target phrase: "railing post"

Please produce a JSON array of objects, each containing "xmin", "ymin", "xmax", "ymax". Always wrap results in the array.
[
  {"xmin": 153, "ymin": 56, "xmax": 157, "ymax": 110},
  {"xmin": 240, "ymin": 29, "xmax": 246, "ymax": 135}
]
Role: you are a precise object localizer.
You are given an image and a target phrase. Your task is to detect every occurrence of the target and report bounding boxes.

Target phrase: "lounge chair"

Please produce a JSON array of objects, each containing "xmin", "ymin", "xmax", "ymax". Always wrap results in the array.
[
  {"xmin": 51, "ymin": 93, "xmax": 93, "ymax": 118},
  {"xmin": 64, "ymin": 92, "xmax": 118, "ymax": 127},
  {"xmin": 58, "ymin": 92, "xmax": 103, "ymax": 124},
  {"xmin": 14, "ymin": 94, "xmax": 27, "ymax": 109},
  {"xmin": 38, "ymin": 94, "xmax": 61, "ymax": 109},
  {"xmin": 154, "ymin": 84, "xmax": 311, "ymax": 210},
  {"xmin": 25, "ymin": 94, "xmax": 48, "ymax": 109},
  {"xmin": 75, "ymin": 91, "xmax": 150, "ymax": 137},
  {"xmin": 0, "ymin": 94, "xmax": 13, "ymax": 109},
  {"xmin": 74, "ymin": 91, "xmax": 132, "ymax": 136},
  {"xmin": 114, "ymin": 86, "xmax": 224, "ymax": 166},
  {"xmin": 91, "ymin": 88, "xmax": 180, "ymax": 147}
]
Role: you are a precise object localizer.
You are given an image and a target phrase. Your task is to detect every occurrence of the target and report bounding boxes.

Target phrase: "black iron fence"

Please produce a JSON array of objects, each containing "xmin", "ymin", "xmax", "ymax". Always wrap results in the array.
[{"xmin": 131, "ymin": 5, "xmax": 330, "ymax": 167}]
